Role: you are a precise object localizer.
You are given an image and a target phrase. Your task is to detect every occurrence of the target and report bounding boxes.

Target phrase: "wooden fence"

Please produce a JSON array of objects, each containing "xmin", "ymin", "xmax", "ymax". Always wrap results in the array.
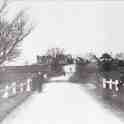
[
  {"xmin": 0, "ymin": 78, "xmax": 32, "ymax": 99},
  {"xmin": 102, "ymin": 78, "xmax": 121, "ymax": 91}
]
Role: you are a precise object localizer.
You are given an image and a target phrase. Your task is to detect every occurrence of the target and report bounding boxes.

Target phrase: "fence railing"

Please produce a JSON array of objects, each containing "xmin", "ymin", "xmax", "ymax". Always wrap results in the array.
[
  {"xmin": 102, "ymin": 78, "xmax": 121, "ymax": 91},
  {"xmin": 0, "ymin": 78, "xmax": 32, "ymax": 99}
]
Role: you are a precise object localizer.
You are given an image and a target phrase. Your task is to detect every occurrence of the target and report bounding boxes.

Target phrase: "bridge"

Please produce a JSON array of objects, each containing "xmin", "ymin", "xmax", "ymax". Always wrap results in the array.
[
  {"xmin": 0, "ymin": 64, "xmax": 51, "ymax": 73},
  {"xmin": 0, "ymin": 64, "xmax": 53, "ymax": 81},
  {"xmin": 0, "ymin": 64, "xmax": 68, "ymax": 81}
]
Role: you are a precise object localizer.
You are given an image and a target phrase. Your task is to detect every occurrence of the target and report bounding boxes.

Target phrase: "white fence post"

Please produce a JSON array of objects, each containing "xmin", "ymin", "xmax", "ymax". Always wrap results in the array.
[
  {"xmin": 20, "ymin": 83, "xmax": 24, "ymax": 93},
  {"xmin": 109, "ymin": 79, "xmax": 112, "ymax": 90},
  {"xmin": 26, "ymin": 78, "xmax": 31, "ymax": 92},
  {"xmin": 103, "ymin": 78, "xmax": 106, "ymax": 88},
  {"xmin": 12, "ymin": 82, "xmax": 16, "ymax": 95},
  {"xmin": 115, "ymin": 80, "xmax": 119, "ymax": 91},
  {"xmin": 2, "ymin": 85, "xmax": 9, "ymax": 98}
]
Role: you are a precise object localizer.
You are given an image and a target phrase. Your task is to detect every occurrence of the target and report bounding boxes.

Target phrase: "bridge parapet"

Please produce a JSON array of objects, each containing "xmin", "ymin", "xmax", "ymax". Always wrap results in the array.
[{"xmin": 0, "ymin": 64, "xmax": 51, "ymax": 73}]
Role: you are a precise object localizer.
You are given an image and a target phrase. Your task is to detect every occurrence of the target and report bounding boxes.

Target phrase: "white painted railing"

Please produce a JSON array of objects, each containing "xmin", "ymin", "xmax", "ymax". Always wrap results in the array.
[
  {"xmin": 1, "ymin": 78, "xmax": 32, "ymax": 99},
  {"xmin": 102, "ymin": 78, "xmax": 120, "ymax": 91}
]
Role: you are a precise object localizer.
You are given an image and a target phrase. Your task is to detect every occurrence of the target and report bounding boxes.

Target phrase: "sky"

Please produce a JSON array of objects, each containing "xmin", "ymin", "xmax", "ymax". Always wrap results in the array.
[{"xmin": 3, "ymin": 0, "xmax": 124, "ymax": 65}]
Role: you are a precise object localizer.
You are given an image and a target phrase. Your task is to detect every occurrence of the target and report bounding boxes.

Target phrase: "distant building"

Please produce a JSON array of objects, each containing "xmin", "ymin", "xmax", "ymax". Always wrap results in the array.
[{"xmin": 36, "ymin": 54, "xmax": 74, "ymax": 65}]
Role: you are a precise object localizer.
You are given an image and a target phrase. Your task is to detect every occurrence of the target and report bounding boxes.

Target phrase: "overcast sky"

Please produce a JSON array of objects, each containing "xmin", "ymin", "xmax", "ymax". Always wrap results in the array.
[{"xmin": 4, "ymin": 1, "xmax": 124, "ymax": 65}]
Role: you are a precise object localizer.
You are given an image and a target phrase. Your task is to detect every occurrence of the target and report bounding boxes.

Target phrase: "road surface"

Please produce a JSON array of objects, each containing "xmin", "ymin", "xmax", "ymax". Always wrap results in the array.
[{"xmin": 1, "ymin": 81, "xmax": 123, "ymax": 124}]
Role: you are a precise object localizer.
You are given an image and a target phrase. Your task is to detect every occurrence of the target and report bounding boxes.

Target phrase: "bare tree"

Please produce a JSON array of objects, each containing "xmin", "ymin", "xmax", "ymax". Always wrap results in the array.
[
  {"xmin": 46, "ymin": 48, "xmax": 64, "ymax": 58},
  {"xmin": 0, "ymin": 0, "xmax": 34, "ymax": 65}
]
